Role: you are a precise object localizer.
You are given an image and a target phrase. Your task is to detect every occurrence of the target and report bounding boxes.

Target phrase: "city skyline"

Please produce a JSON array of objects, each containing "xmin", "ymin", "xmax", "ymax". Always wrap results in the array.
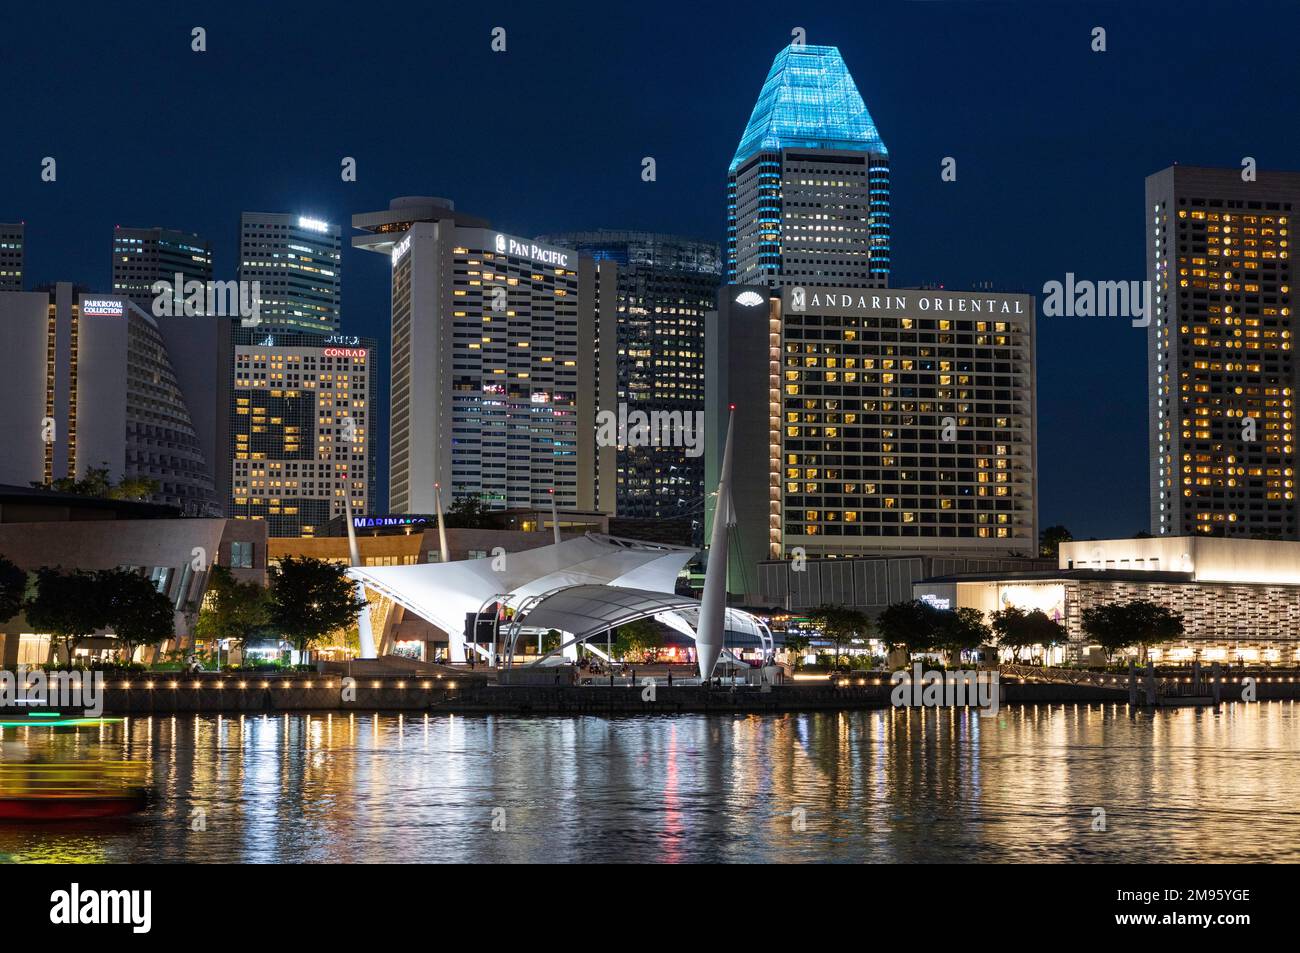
[{"xmin": 4, "ymin": 2, "xmax": 1300, "ymax": 539}]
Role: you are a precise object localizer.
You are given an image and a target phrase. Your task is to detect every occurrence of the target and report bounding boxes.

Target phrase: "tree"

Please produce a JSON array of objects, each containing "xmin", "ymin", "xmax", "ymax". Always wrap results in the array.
[
  {"xmin": 1023, "ymin": 609, "xmax": 1068, "ymax": 662},
  {"xmin": 612, "ymin": 618, "xmax": 659, "ymax": 661},
  {"xmin": 934, "ymin": 606, "xmax": 991, "ymax": 664},
  {"xmin": 32, "ymin": 464, "xmax": 159, "ymax": 501},
  {"xmin": 1039, "ymin": 525, "xmax": 1072, "ymax": 559},
  {"xmin": 991, "ymin": 605, "xmax": 1067, "ymax": 663},
  {"xmin": 990, "ymin": 605, "xmax": 1031, "ymax": 661},
  {"xmin": 268, "ymin": 556, "xmax": 365, "ymax": 655},
  {"xmin": 1080, "ymin": 600, "xmax": 1183, "ymax": 662},
  {"xmin": 1128, "ymin": 600, "xmax": 1183, "ymax": 662},
  {"xmin": 809, "ymin": 605, "xmax": 870, "ymax": 667},
  {"xmin": 110, "ymin": 476, "xmax": 162, "ymax": 502},
  {"xmin": 782, "ymin": 632, "xmax": 811, "ymax": 662},
  {"xmin": 993, "ymin": 608, "xmax": 1066, "ymax": 660},
  {"xmin": 541, "ymin": 629, "xmax": 563, "ymax": 653},
  {"xmin": 876, "ymin": 600, "xmax": 945, "ymax": 658},
  {"xmin": 194, "ymin": 565, "xmax": 269, "ymax": 653},
  {"xmin": 98, "ymin": 568, "xmax": 175, "ymax": 662},
  {"xmin": 24, "ymin": 568, "xmax": 108, "ymax": 664},
  {"xmin": 0, "ymin": 555, "xmax": 27, "ymax": 623},
  {"xmin": 444, "ymin": 495, "xmax": 494, "ymax": 529}
]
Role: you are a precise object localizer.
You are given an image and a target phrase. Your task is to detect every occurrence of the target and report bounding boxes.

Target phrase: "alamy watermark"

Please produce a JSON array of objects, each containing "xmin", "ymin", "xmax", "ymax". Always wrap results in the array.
[
  {"xmin": 595, "ymin": 403, "xmax": 703, "ymax": 458},
  {"xmin": 150, "ymin": 273, "xmax": 262, "ymax": 326},
  {"xmin": 1041, "ymin": 273, "xmax": 1151, "ymax": 327},
  {"xmin": 0, "ymin": 666, "xmax": 104, "ymax": 717},
  {"xmin": 890, "ymin": 663, "xmax": 999, "ymax": 716}
]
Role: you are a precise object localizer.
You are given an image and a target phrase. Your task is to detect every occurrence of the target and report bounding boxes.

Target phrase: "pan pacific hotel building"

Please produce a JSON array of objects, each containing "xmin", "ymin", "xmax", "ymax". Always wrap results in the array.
[{"xmin": 353, "ymin": 198, "xmax": 616, "ymax": 516}]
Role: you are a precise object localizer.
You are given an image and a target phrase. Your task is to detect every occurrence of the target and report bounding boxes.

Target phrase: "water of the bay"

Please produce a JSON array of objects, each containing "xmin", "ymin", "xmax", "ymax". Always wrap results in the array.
[{"xmin": 2, "ymin": 702, "xmax": 1298, "ymax": 863}]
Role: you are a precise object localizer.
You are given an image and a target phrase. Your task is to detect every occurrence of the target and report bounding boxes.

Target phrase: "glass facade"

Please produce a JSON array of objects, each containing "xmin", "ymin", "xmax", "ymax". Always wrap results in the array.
[
  {"xmin": 727, "ymin": 45, "xmax": 890, "ymax": 288},
  {"xmin": 238, "ymin": 213, "xmax": 342, "ymax": 333},
  {"xmin": 0, "ymin": 222, "xmax": 23, "ymax": 292},
  {"xmin": 1147, "ymin": 166, "xmax": 1299, "ymax": 538},
  {"xmin": 111, "ymin": 227, "xmax": 212, "ymax": 312},
  {"xmin": 540, "ymin": 231, "xmax": 721, "ymax": 521},
  {"xmin": 229, "ymin": 327, "xmax": 373, "ymax": 537}
]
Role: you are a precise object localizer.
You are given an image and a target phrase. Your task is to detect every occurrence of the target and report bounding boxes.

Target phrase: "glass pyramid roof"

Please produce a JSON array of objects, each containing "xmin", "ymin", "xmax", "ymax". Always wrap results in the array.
[{"xmin": 730, "ymin": 44, "xmax": 887, "ymax": 172}]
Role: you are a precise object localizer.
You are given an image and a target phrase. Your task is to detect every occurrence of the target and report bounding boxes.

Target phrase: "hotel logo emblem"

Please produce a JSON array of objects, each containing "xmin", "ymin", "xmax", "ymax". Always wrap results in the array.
[{"xmin": 495, "ymin": 233, "xmax": 506, "ymax": 253}]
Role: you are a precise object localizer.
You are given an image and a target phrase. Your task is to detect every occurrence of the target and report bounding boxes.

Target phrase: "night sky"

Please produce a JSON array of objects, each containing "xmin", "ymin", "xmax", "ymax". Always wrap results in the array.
[{"xmin": 3, "ymin": 0, "xmax": 1297, "ymax": 539}]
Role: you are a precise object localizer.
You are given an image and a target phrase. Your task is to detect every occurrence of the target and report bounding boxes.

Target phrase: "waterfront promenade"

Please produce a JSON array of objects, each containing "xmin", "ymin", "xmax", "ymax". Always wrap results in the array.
[{"xmin": 9, "ymin": 665, "xmax": 1300, "ymax": 716}]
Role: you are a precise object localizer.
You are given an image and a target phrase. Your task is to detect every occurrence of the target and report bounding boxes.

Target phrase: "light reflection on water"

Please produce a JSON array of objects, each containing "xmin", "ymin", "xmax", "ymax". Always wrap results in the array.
[{"xmin": 2, "ymin": 702, "xmax": 1299, "ymax": 863}]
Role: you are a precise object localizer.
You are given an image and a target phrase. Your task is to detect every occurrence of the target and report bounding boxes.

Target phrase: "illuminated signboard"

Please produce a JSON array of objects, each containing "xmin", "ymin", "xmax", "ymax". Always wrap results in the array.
[
  {"xmin": 353, "ymin": 515, "xmax": 430, "ymax": 529},
  {"xmin": 323, "ymin": 347, "xmax": 367, "ymax": 359},
  {"xmin": 82, "ymin": 298, "xmax": 125, "ymax": 317},
  {"xmin": 298, "ymin": 216, "xmax": 330, "ymax": 233},
  {"xmin": 734, "ymin": 290, "xmax": 765, "ymax": 307},
  {"xmin": 391, "ymin": 234, "xmax": 411, "ymax": 267},
  {"xmin": 783, "ymin": 286, "xmax": 1028, "ymax": 318},
  {"xmin": 493, "ymin": 233, "xmax": 570, "ymax": 268}
]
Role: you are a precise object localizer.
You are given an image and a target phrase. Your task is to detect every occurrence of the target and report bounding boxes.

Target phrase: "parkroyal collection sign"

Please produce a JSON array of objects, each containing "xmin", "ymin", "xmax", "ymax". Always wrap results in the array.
[
  {"xmin": 783, "ymin": 286, "xmax": 1029, "ymax": 317},
  {"xmin": 81, "ymin": 298, "xmax": 126, "ymax": 317}
]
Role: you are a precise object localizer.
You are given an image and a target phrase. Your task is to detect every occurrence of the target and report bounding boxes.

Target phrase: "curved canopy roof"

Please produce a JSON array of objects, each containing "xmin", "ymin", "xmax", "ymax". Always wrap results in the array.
[
  {"xmin": 347, "ymin": 534, "xmax": 695, "ymax": 637},
  {"xmin": 513, "ymin": 585, "xmax": 770, "ymax": 653}
]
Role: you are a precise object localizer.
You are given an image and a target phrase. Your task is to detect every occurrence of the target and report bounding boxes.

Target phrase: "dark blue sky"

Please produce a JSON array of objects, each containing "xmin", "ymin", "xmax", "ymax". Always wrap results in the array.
[{"xmin": 3, "ymin": 0, "xmax": 1297, "ymax": 538}]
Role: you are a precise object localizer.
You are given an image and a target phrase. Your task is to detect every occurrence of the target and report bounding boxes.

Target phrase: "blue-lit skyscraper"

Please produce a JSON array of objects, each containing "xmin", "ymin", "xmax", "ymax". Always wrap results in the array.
[{"xmin": 727, "ymin": 44, "xmax": 890, "ymax": 287}]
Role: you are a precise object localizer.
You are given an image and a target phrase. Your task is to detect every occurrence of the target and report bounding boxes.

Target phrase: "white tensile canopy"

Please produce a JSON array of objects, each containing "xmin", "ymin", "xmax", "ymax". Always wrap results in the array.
[
  {"xmin": 347, "ymin": 534, "xmax": 695, "ymax": 662},
  {"xmin": 345, "ymin": 533, "xmax": 770, "ymax": 671}
]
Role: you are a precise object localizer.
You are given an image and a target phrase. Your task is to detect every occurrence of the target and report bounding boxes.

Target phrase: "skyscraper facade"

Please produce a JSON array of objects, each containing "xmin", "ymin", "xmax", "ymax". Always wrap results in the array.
[
  {"xmin": 353, "ymin": 197, "xmax": 616, "ymax": 516},
  {"xmin": 1147, "ymin": 165, "xmax": 1300, "ymax": 539},
  {"xmin": 707, "ymin": 286, "xmax": 1038, "ymax": 601},
  {"xmin": 111, "ymin": 226, "xmax": 212, "ymax": 312},
  {"xmin": 727, "ymin": 44, "xmax": 890, "ymax": 289},
  {"xmin": 227, "ymin": 327, "xmax": 374, "ymax": 537},
  {"xmin": 0, "ymin": 223, "xmax": 23, "ymax": 291},
  {"xmin": 0, "ymin": 286, "xmax": 221, "ymax": 515},
  {"xmin": 538, "ymin": 230, "xmax": 720, "ymax": 519},
  {"xmin": 238, "ymin": 212, "xmax": 341, "ymax": 333}
]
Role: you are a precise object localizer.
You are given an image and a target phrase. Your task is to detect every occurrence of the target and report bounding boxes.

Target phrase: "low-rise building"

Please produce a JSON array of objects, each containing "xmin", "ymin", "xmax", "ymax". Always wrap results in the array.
[
  {"xmin": 0, "ymin": 485, "xmax": 266, "ymax": 665},
  {"xmin": 913, "ymin": 535, "xmax": 1300, "ymax": 664}
]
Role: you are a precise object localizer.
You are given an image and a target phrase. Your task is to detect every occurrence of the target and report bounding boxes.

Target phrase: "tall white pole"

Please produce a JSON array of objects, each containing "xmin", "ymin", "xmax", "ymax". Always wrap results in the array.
[
  {"xmin": 434, "ymin": 484, "xmax": 465, "ymax": 662},
  {"xmin": 343, "ymin": 486, "xmax": 377, "ymax": 659},
  {"xmin": 434, "ymin": 483, "xmax": 451, "ymax": 564},
  {"xmin": 550, "ymin": 488, "xmax": 561, "ymax": 545},
  {"xmin": 696, "ymin": 409, "xmax": 735, "ymax": 681}
]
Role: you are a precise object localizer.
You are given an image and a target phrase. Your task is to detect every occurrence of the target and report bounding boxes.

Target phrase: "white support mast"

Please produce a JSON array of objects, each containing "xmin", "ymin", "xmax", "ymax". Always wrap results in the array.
[
  {"xmin": 696, "ymin": 409, "xmax": 735, "ymax": 680},
  {"xmin": 343, "ymin": 487, "xmax": 377, "ymax": 659}
]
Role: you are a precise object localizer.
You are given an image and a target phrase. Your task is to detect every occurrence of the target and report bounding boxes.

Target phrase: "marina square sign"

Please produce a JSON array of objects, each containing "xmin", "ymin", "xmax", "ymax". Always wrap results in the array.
[{"xmin": 783, "ymin": 286, "xmax": 1030, "ymax": 318}]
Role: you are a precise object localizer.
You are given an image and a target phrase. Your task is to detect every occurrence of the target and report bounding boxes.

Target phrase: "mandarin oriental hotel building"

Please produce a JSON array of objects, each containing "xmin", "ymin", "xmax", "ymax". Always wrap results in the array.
[
  {"xmin": 354, "ymin": 199, "xmax": 616, "ymax": 516},
  {"xmin": 708, "ymin": 285, "xmax": 1038, "ymax": 604}
]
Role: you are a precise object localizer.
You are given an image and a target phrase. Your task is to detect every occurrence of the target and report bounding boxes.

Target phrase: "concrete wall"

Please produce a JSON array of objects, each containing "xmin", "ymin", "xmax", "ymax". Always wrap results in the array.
[
  {"xmin": 0, "ymin": 292, "xmax": 50, "ymax": 487},
  {"xmin": 1061, "ymin": 535, "xmax": 1300, "ymax": 585},
  {"xmin": 0, "ymin": 517, "xmax": 267, "ymax": 665},
  {"xmin": 770, "ymin": 554, "xmax": 1054, "ymax": 614}
]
